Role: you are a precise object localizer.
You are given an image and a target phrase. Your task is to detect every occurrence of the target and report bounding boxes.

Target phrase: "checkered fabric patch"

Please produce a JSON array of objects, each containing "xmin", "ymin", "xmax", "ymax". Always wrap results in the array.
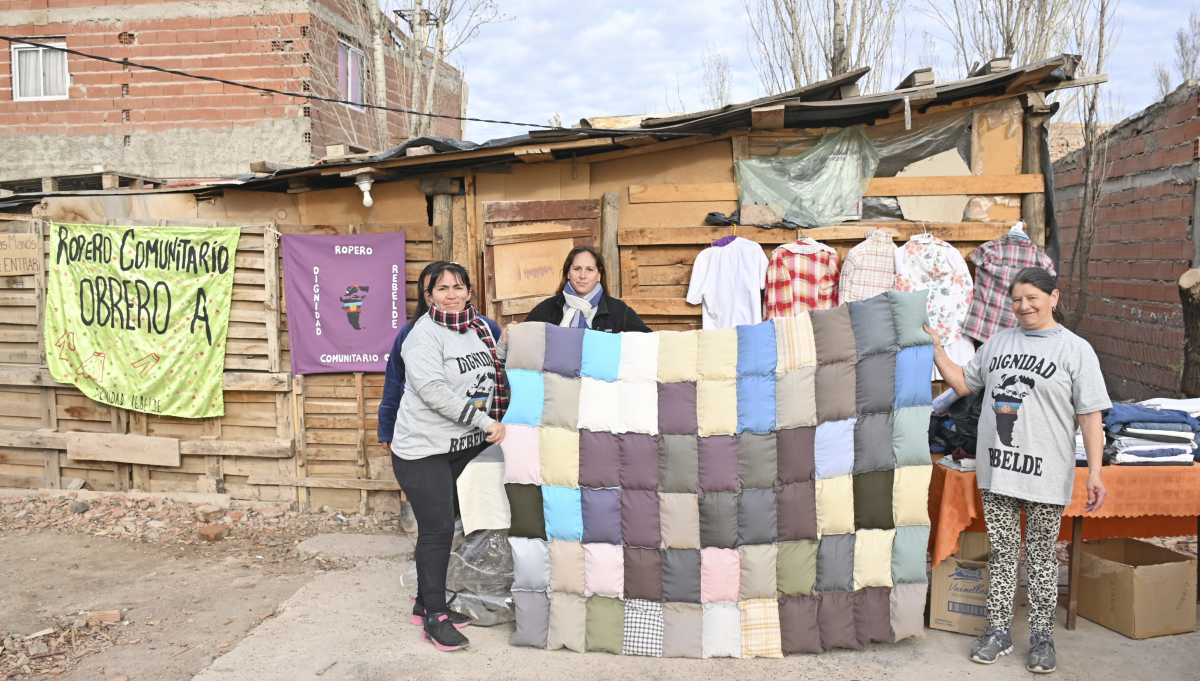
[{"xmin": 621, "ymin": 599, "xmax": 665, "ymax": 657}]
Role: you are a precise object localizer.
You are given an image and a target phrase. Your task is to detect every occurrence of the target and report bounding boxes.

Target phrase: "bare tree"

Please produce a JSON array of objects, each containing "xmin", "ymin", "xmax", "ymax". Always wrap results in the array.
[
  {"xmin": 547, "ymin": 112, "xmax": 564, "ymax": 128},
  {"xmin": 389, "ymin": 0, "xmax": 507, "ymax": 138},
  {"xmin": 701, "ymin": 46, "xmax": 732, "ymax": 108},
  {"xmin": 923, "ymin": 0, "xmax": 1079, "ymax": 76},
  {"xmin": 1176, "ymin": 10, "xmax": 1200, "ymax": 82},
  {"xmin": 307, "ymin": 0, "xmax": 390, "ymax": 152},
  {"xmin": 1152, "ymin": 10, "xmax": 1200, "ymax": 100},
  {"xmin": 1155, "ymin": 63, "xmax": 1173, "ymax": 99},
  {"xmin": 744, "ymin": 0, "xmax": 903, "ymax": 94},
  {"xmin": 1063, "ymin": 0, "xmax": 1119, "ymax": 330},
  {"xmin": 663, "ymin": 73, "xmax": 688, "ymax": 113}
]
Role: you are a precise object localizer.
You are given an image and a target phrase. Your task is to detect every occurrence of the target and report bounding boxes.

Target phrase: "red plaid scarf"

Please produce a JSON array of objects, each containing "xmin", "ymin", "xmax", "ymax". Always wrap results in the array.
[{"xmin": 428, "ymin": 303, "xmax": 509, "ymax": 422}]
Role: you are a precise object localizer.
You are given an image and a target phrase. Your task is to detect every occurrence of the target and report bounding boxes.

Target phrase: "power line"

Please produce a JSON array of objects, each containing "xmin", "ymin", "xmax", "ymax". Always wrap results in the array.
[{"xmin": 0, "ymin": 35, "xmax": 697, "ymax": 138}]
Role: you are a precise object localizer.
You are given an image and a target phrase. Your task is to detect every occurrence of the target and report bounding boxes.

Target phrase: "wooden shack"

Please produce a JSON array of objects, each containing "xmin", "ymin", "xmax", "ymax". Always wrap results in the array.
[{"xmin": 0, "ymin": 55, "xmax": 1095, "ymax": 512}]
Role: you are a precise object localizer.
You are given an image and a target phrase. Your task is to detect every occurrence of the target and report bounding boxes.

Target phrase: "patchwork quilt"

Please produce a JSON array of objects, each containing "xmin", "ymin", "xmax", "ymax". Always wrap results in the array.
[{"xmin": 501, "ymin": 291, "xmax": 934, "ymax": 657}]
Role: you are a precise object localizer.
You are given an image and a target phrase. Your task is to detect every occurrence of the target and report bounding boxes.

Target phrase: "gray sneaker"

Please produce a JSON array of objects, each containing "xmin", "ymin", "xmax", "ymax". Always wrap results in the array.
[
  {"xmin": 969, "ymin": 628, "xmax": 1014, "ymax": 664},
  {"xmin": 1026, "ymin": 633, "xmax": 1057, "ymax": 674}
]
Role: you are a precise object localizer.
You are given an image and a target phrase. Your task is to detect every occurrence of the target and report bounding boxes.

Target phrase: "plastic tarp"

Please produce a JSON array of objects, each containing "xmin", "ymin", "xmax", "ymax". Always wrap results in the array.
[
  {"xmin": 737, "ymin": 112, "xmax": 973, "ymax": 226},
  {"xmin": 736, "ymin": 127, "xmax": 879, "ymax": 228}
]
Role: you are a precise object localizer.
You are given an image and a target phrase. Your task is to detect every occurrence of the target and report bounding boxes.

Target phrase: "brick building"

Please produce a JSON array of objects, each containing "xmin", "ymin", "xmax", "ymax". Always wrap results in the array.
[
  {"xmin": 1054, "ymin": 83, "xmax": 1200, "ymax": 400},
  {"xmin": 0, "ymin": 0, "xmax": 466, "ymax": 182}
]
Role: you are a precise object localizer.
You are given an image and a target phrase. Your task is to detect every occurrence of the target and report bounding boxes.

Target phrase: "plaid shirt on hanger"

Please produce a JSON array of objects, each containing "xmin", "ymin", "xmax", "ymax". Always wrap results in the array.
[
  {"xmin": 838, "ymin": 229, "xmax": 897, "ymax": 303},
  {"xmin": 765, "ymin": 238, "xmax": 840, "ymax": 319},
  {"xmin": 962, "ymin": 234, "xmax": 1056, "ymax": 343}
]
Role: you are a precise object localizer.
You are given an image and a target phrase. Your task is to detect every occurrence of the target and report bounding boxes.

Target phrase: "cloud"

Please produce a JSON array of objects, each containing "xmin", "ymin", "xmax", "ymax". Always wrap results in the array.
[{"xmin": 451, "ymin": 0, "xmax": 1186, "ymax": 143}]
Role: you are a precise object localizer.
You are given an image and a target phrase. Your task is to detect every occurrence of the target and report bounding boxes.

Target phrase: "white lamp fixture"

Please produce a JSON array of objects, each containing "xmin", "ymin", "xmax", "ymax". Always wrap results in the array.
[{"xmin": 355, "ymin": 174, "xmax": 375, "ymax": 208}]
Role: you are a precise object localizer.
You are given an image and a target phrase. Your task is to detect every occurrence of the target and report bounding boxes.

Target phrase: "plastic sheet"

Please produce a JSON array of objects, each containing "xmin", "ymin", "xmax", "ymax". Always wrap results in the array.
[
  {"xmin": 735, "ymin": 112, "xmax": 973, "ymax": 227},
  {"xmin": 446, "ymin": 526, "xmax": 515, "ymax": 627},
  {"xmin": 736, "ymin": 127, "xmax": 879, "ymax": 227},
  {"xmin": 871, "ymin": 112, "xmax": 971, "ymax": 178}
]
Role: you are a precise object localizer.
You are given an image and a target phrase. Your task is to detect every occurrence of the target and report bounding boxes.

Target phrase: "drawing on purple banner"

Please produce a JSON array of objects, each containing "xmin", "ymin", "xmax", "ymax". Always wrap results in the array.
[{"xmin": 282, "ymin": 233, "xmax": 406, "ymax": 374}]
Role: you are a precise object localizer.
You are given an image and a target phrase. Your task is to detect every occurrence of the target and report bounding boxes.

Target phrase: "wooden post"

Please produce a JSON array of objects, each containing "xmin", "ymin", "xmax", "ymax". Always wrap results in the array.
[
  {"xmin": 1179, "ymin": 269, "xmax": 1200, "ymax": 396},
  {"xmin": 263, "ymin": 223, "xmax": 282, "ymax": 373},
  {"xmin": 43, "ymin": 450, "xmax": 61, "ymax": 489},
  {"xmin": 129, "ymin": 410, "xmax": 150, "ymax": 491},
  {"xmin": 1021, "ymin": 93, "xmax": 1053, "ymax": 247},
  {"xmin": 1066, "ymin": 516, "xmax": 1084, "ymax": 630},
  {"xmin": 451, "ymin": 194, "xmax": 471, "ymax": 271},
  {"xmin": 731, "ymin": 134, "xmax": 750, "ymax": 162},
  {"xmin": 431, "ymin": 194, "xmax": 453, "ymax": 262},
  {"xmin": 293, "ymin": 374, "xmax": 308, "ymax": 510},
  {"xmin": 600, "ymin": 192, "xmax": 621, "ymax": 297},
  {"xmin": 32, "ymin": 219, "xmax": 46, "ymax": 367}
]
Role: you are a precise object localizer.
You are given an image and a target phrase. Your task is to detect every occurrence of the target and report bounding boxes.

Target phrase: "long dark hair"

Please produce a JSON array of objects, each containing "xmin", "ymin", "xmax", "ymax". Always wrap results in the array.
[
  {"xmin": 1008, "ymin": 266, "xmax": 1057, "ymax": 296},
  {"xmin": 560, "ymin": 246, "xmax": 607, "ymax": 293},
  {"xmin": 416, "ymin": 261, "xmax": 472, "ymax": 317}
]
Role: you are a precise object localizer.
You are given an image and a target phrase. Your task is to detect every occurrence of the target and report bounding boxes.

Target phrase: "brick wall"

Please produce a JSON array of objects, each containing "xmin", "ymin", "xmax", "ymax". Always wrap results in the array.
[
  {"xmin": 1053, "ymin": 84, "xmax": 1200, "ymax": 400},
  {"xmin": 0, "ymin": 0, "xmax": 464, "ymax": 180}
]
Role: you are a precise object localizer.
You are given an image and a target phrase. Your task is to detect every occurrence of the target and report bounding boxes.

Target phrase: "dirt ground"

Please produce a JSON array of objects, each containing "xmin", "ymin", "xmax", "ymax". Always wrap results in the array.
[
  {"xmin": 1, "ymin": 489, "xmax": 1197, "ymax": 681},
  {"xmin": 0, "ymin": 489, "xmax": 403, "ymax": 680}
]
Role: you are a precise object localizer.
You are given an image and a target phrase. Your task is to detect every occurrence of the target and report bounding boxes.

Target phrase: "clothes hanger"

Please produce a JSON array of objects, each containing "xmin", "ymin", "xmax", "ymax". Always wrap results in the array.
[
  {"xmin": 1008, "ymin": 220, "xmax": 1029, "ymax": 240},
  {"xmin": 711, "ymin": 225, "xmax": 739, "ymax": 247}
]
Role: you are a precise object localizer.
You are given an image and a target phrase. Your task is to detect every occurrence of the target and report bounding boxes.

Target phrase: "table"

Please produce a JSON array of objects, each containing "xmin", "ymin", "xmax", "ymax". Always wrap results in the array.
[{"xmin": 927, "ymin": 463, "xmax": 1200, "ymax": 629}]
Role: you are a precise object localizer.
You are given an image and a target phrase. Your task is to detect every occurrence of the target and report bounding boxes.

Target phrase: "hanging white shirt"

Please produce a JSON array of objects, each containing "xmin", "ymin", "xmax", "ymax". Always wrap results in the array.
[{"xmin": 686, "ymin": 237, "xmax": 769, "ymax": 329}]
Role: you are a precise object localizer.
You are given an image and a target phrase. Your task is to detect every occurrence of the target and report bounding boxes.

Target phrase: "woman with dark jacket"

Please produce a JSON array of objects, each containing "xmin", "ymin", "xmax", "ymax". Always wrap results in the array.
[
  {"xmin": 524, "ymin": 246, "xmax": 651, "ymax": 332},
  {"xmin": 377, "ymin": 261, "xmax": 502, "ymax": 650}
]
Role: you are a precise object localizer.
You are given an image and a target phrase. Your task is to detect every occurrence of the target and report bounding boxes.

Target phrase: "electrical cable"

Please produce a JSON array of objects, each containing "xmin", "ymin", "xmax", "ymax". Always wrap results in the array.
[{"xmin": 0, "ymin": 35, "xmax": 697, "ymax": 138}]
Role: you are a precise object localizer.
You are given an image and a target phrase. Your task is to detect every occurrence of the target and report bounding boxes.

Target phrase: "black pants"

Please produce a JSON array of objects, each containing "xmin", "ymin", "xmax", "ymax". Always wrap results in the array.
[{"xmin": 390, "ymin": 444, "xmax": 485, "ymax": 614}]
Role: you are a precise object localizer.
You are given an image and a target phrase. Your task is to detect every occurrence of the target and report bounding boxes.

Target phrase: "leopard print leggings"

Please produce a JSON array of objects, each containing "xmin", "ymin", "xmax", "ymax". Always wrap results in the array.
[{"xmin": 981, "ymin": 490, "xmax": 1065, "ymax": 636}]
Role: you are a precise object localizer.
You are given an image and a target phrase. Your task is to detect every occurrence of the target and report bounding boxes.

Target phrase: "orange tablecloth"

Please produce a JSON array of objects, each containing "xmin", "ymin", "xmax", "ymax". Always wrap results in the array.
[{"xmin": 929, "ymin": 464, "xmax": 1200, "ymax": 565}]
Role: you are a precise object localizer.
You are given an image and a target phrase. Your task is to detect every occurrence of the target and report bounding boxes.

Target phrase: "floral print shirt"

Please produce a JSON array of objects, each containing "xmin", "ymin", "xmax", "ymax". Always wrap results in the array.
[{"xmin": 895, "ymin": 232, "xmax": 976, "ymax": 366}]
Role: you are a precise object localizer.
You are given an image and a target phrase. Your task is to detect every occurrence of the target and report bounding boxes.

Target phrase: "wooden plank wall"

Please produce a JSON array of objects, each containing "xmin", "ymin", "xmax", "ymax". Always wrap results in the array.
[
  {"xmin": 0, "ymin": 215, "xmax": 431, "ymax": 513},
  {"xmin": 581, "ymin": 97, "xmax": 1033, "ymax": 330}
]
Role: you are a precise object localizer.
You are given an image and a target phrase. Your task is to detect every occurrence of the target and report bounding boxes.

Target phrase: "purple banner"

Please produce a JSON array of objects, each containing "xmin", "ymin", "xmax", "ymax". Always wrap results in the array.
[{"xmin": 282, "ymin": 233, "xmax": 406, "ymax": 374}]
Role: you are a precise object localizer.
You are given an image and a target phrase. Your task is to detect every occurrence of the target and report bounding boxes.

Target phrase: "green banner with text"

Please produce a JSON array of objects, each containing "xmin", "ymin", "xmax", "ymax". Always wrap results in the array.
[{"xmin": 44, "ymin": 223, "xmax": 240, "ymax": 418}]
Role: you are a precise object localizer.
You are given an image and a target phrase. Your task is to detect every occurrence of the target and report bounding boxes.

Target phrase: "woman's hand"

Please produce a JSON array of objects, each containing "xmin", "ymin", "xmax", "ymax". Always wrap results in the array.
[
  {"xmin": 923, "ymin": 323, "xmax": 943, "ymax": 348},
  {"xmin": 484, "ymin": 422, "xmax": 506, "ymax": 444},
  {"xmin": 1086, "ymin": 470, "xmax": 1107, "ymax": 512}
]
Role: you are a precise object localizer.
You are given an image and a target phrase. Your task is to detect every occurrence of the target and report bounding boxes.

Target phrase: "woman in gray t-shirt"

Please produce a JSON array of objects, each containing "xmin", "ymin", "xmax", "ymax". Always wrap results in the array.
[{"xmin": 929, "ymin": 266, "xmax": 1110, "ymax": 674}]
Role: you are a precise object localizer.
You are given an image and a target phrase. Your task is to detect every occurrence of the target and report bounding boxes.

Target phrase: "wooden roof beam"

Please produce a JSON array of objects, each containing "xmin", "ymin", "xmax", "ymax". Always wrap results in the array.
[
  {"xmin": 896, "ymin": 67, "xmax": 935, "ymax": 90},
  {"xmin": 751, "ymin": 104, "xmax": 787, "ymax": 130},
  {"xmin": 514, "ymin": 147, "xmax": 555, "ymax": 163},
  {"xmin": 970, "ymin": 56, "xmax": 1013, "ymax": 77}
]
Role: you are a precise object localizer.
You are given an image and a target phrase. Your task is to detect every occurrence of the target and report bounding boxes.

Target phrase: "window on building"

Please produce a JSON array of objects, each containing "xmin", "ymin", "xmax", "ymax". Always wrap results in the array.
[
  {"xmin": 11, "ymin": 40, "xmax": 69, "ymax": 101},
  {"xmin": 336, "ymin": 40, "xmax": 365, "ymax": 109}
]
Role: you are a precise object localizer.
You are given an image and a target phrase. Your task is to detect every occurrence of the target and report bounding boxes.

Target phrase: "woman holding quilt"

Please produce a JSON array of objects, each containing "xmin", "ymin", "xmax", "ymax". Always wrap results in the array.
[
  {"xmin": 928, "ymin": 266, "xmax": 1110, "ymax": 675},
  {"xmin": 389, "ymin": 261, "xmax": 508, "ymax": 652},
  {"xmin": 525, "ymin": 246, "xmax": 651, "ymax": 333}
]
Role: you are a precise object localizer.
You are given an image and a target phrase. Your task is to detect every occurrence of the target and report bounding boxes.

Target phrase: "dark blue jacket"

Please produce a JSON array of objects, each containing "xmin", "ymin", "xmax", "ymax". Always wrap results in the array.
[{"xmin": 377, "ymin": 314, "xmax": 501, "ymax": 442}]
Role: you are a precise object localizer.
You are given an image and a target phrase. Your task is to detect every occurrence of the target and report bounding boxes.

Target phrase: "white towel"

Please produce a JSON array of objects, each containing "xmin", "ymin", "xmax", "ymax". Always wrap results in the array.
[
  {"xmin": 456, "ymin": 446, "xmax": 510, "ymax": 535},
  {"xmin": 1115, "ymin": 452, "xmax": 1195, "ymax": 464},
  {"xmin": 1138, "ymin": 397, "xmax": 1200, "ymax": 417}
]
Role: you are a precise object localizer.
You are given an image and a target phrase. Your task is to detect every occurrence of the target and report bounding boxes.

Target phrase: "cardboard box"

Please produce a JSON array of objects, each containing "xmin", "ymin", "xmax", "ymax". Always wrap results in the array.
[
  {"xmin": 929, "ymin": 532, "xmax": 991, "ymax": 635},
  {"xmin": 1078, "ymin": 538, "xmax": 1197, "ymax": 639}
]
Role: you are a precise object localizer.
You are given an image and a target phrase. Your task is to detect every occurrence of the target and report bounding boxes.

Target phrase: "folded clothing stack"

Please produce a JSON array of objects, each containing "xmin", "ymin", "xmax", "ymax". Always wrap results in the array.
[{"xmin": 1102, "ymin": 402, "xmax": 1200, "ymax": 466}]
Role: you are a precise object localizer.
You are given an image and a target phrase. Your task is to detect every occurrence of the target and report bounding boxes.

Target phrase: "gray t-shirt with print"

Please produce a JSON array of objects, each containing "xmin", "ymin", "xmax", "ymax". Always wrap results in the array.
[{"xmin": 964, "ymin": 325, "xmax": 1111, "ymax": 506}]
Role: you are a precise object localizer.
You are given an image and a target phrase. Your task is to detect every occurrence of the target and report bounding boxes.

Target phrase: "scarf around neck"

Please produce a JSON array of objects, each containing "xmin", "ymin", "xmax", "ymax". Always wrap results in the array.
[
  {"xmin": 561, "ymin": 282, "xmax": 604, "ymax": 329},
  {"xmin": 428, "ymin": 303, "xmax": 509, "ymax": 421}
]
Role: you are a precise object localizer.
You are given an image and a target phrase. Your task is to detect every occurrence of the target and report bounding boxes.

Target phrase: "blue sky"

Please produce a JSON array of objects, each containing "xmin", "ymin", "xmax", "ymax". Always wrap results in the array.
[{"xmin": 449, "ymin": 0, "xmax": 1193, "ymax": 143}]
